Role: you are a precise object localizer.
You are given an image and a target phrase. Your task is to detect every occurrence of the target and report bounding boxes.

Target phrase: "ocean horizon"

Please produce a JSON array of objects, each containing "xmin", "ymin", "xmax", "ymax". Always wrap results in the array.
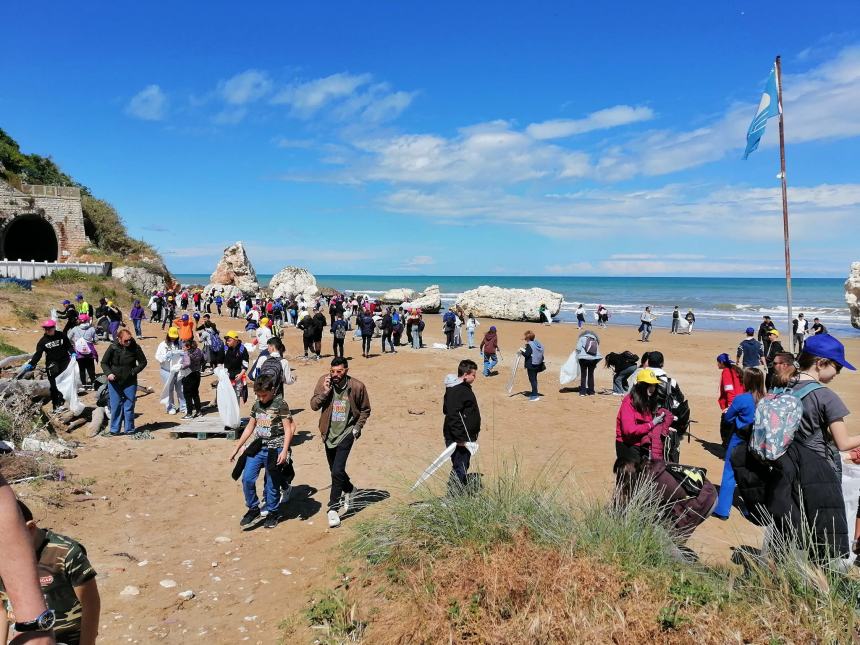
[{"xmin": 174, "ymin": 274, "xmax": 857, "ymax": 336}]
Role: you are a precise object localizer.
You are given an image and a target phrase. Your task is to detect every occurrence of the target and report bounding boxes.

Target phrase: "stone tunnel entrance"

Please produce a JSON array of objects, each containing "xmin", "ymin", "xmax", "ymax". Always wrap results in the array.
[{"xmin": 1, "ymin": 215, "xmax": 59, "ymax": 262}]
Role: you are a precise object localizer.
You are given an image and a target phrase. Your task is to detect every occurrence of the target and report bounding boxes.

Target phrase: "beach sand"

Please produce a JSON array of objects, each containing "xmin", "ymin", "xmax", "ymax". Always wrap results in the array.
[{"xmin": 7, "ymin": 314, "xmax": 860, "ymax": 642}]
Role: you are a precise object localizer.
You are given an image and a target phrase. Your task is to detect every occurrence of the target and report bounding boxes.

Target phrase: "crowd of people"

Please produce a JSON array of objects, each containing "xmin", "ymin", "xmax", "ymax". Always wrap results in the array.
[{"xmin": 2, "ymin": 280, "xmax": 856, "ymax": 643}]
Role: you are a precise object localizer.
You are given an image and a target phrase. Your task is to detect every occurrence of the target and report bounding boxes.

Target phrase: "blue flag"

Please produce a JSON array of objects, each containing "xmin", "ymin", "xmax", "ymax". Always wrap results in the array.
[{"xmin": 743, "ymin": 65, "xmax": 781, "ymax": 159}]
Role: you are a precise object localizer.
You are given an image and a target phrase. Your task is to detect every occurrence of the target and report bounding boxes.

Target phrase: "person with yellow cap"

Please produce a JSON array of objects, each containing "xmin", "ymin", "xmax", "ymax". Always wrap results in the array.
[
  {"xmin": 155, "ymin": 327, "xmax": 186, "ymax": 415},
  {"xmin": 615, "ymin": 368, "xmax": 675, "ymax": 463},
  {"xmin": 255, "ymin": 317, "xmax": 273, "ymax": 347},
  {"xmin": 223, "ymin": 330, "xmax": 250, "ymax": 403},
  {"xmin": 161, "ymin": 295, "xmax": 177, "ymax": 331}
]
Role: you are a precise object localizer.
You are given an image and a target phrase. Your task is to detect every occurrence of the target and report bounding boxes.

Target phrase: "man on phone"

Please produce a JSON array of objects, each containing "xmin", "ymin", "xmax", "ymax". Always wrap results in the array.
[{"xmin": 310, "ymin": 358, "xmax": 371, "ymax": 528}]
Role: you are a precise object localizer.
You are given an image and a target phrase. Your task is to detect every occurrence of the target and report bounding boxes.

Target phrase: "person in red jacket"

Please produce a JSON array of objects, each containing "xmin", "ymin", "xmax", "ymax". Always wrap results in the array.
[{"xmin": 716, "ymin": 353, "xmax": 744, "ymax": 412}]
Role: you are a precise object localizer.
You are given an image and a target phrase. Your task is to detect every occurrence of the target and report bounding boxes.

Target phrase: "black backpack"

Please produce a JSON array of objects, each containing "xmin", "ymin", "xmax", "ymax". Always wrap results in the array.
[
  {"xmin": 253, "ymin": 354, "xmax": 284, "ymax": 392},
  {"xmin": 656, "ymin": 375, "xmax": 691, "ymax": 435}
]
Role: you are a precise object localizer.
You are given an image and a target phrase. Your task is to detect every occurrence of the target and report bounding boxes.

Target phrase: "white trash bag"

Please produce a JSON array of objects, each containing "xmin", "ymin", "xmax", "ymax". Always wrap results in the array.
[
  {"xmin": 215, "ymin": 366, "xmax": 241, "ymax": 429},
  {"xmin": 159, "ymin": 369, "xmax": 180, "ymax": 407},
  {"xmin": 842, "ymin": 457, "xmax": 860, "ymax": 562},
  {"xmin": 55, "ymin": 357, "xmax": 84, "ymax": 416},
  {"xmin": 559, "ymin": 350, "xmax": 580, "ymax": 386}
]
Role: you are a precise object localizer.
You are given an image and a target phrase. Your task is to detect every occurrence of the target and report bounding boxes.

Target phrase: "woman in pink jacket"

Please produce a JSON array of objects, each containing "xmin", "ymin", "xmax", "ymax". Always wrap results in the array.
[{"xmin": 615, "ymin": 368, "xmax": 674, "ymax": 462}]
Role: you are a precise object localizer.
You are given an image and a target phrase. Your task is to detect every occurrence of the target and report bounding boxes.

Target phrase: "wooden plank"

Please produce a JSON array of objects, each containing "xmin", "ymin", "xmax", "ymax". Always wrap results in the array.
[{"xmin": 169, "ymin": 428, "xmax": 236, "ymax": 440}]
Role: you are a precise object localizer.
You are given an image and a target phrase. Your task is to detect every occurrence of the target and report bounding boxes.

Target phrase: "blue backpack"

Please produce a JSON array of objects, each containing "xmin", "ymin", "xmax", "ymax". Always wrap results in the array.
[
  {"xmin": 750, "ymin": 382, "xmax": 823, "ymax": 461},
  {"xmin": 209, "ymin": 332, "xmax": 224, "ymax": 353}
]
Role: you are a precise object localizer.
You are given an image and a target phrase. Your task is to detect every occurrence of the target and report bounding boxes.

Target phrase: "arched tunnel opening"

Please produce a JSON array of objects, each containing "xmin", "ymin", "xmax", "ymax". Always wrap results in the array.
[{"xmin": 1, "ymin": 215, "xmax": 59, "ymax": 262}]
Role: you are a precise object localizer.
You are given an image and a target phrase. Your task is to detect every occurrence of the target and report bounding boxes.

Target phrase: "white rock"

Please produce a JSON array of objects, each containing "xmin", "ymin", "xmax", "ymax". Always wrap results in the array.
[
  {"xmin": 269, "ymin": 266, "xmax": 319, "ymax": 302},
  {"xmin": 405, "ymin": 285, "xmax": 442, "ymax": 313},
  {"xmin": 455, "ymin": 286, "xmax": 563, "ymax": 321},
  {"xmin": 380, "ymin": 287, "xmax": 416, "ymax": 304},
  {"xmin": 208, "ymin": 241, "xmax": 260, "ymax": 295},
  {"xmin": 178, "ymin": 590, "xmax": 195, "ymax": 601},
  {"xmin": 21, "ymin": 437, "xmax": 75, "ymax": 458},
  {"xmin": 112, "ymin": 266, "xmax": 168, "ymax": 295},
  {"xmin": 280, "ymin": 569, "xmax": 292, "ymax": 576},
  {"xmin": 202, "ymin": 283, "xmax": 246, "ymax": 302},
  {"xmin": 846, "ymin": 262, "xmax": 860, "ymax": 330},
  {"xmin": 159, "ymin": 579, "xmax": 177, "ymax": 589},
  {"xmin": 214, "ymin": 536, "xmax": 232, "ymax": 543},
  {"xmin": 137, "ymin": 560, "xmax": 148, "ymax": 567},
  {"xmin": 120, "ymin": 586, "xmax": 140, "ymax": 597}
]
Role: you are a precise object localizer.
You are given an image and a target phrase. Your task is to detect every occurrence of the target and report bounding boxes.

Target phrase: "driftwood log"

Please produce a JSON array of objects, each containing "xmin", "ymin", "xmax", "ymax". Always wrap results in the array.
[
  {"xmin": 0, "ymin": 354, "xmax": 30, "ymax": 370},
  {"xmin": 0, "ymin": 379, "xmax": 51, "ymax": 399}
]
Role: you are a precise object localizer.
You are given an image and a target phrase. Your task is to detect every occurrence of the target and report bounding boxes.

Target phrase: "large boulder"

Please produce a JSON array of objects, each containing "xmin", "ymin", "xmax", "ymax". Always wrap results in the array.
[
  {"xmin": 405, "ymin": 285, "xmax": 441, "ymax": 313},
  {"xmin": 270, "ymin": 267, "xmax": 319, "ymax": 302},
  {"xmin": 380, "ymin": 288, "xmax": 416, "ymax": 304},
  {"xmin": 846, "ymin": 262, "xmax": 860, "ymax": 330},
  {"xmin": 209, "ymin": 242, "xmax": 259, "ymax": 295},
  {"xmin": 112, "ymin": 265, "xmax": 167, "ymax": 295},
  {"xmin": 455, "ymin": 286, "xmax": 563, "ymax": 321},
  {"xmin": 202, "ymin": 284, "xmax": 244, "ymax": 301}
]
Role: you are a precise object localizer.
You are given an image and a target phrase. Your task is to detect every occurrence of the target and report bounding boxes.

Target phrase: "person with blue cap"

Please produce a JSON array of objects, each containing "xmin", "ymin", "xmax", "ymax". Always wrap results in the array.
[
  {"xmin": 790, "ymin": 333, "xmax": 857, "ymax": 475},
  {"xmin": 736, "ymin": 326, "xmax": 764, "ymax": 369}
]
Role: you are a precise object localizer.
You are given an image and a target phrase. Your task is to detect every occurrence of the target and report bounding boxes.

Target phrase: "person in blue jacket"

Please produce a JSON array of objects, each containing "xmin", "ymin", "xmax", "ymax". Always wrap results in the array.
[{"xmin": 713, "ymin": 367, "xmax": 765, "ymax": 520}]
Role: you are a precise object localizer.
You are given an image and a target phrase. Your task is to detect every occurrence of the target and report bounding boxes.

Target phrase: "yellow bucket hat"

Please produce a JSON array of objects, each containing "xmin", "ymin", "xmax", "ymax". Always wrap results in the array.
[{"xmin": 224, "ymin": 330, "xmax": 239, "ymax": 339}]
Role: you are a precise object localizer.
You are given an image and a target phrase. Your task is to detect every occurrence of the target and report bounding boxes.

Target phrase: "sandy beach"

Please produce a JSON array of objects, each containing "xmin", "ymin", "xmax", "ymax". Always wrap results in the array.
[{"xmin": 7, "ymin": 313, "xmax": 860, "ymax": 643}]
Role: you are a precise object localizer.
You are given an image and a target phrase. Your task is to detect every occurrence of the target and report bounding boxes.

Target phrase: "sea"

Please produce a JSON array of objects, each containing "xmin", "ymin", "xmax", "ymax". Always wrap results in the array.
[{"xmin": 173, "ymin": 274, "xmax": 857, "ymax": 336}]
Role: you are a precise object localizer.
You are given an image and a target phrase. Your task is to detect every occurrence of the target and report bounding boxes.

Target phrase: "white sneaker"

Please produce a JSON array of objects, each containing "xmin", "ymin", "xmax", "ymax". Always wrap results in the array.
[
  {"xmin": 340, "ymin": 491, "xmax": 351, "ymax": 515},
  {"xmin": 327, "ymin": 510, "xmax": 341, "ymax": 528},
  {"xmin": 167, "ymin": 408, "xmax": 177, "ymax": 415},
  {"xmin": 280, "ymin": 485, "xmax": 292, "ymax": 504}
]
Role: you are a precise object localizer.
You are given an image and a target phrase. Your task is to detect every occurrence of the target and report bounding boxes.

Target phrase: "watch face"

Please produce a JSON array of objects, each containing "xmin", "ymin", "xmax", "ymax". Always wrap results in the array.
[{"xmin": 38, "ymin": 609, "xmax": 56, "ymax": 630}]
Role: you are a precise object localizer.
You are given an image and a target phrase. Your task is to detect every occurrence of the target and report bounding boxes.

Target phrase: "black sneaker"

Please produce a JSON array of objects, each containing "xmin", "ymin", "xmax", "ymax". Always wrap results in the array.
[
  {"xmin": 240, "ymin": 507, "xmax": 261, "ymax": 526},
  {"xmin": 263, "ymin": 513, "xmax": 279, "ymax": 529}
]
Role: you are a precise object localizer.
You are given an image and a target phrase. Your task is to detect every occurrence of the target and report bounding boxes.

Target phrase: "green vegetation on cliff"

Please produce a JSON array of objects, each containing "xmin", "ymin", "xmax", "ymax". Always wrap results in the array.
[{"xmin": 0, "ymin": 127, "xmax": 167, "ymax": 268}]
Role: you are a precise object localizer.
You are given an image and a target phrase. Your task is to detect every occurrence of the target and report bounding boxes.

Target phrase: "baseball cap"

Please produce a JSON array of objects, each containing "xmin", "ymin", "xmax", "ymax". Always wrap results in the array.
[
  {"xmin": 62, "ymin": 299, "xmax": 70, "ymax": 305},
  {"xmin": 768, "ymin": 329, "xmax": 780, "ymax": 337},
  {"xmin": 181, "ymin": 314, "xmax": 189, "ymax": 321},
  {"xmin": 167, "ymin": 326, "xmax": 180, "ymax": 339},
  {"xmin": 716, "ymin": 353, "xmax": 734, "ymax": 365},
  {"xmin": 41, "ymin": 319, "xmax": 56, "ymax": 328},
  {"xmin": 802, "ymin": 334, "xmax": 856, "ymax": 371},
  {"xmin": 745, "ymin": 327, "xmax": 755, "ymax": 335},
  {"xmin": 261, "ymin": 317, "xmax": 269, "ymax": 326},
  {"xmin": 76, "ymin": 294, "xmax": 83, "ymax": 300},
  {"xmin": 489, "ymin": 325, "xmax": 496, "ymax": 332},
  {"xmin": 193, "ymin": 312, "xmax": 200, "ymax": 319},
  {"xmin": 78, "ymin": 314, "xmax": 90, "ymax": 322},
  {"xmin": 636, "ymin": 368, "xmax": 660, "ymax": 385},
  {"xmin": 224, "ymin": 330, "xmax": 239, "ymax": 339}
]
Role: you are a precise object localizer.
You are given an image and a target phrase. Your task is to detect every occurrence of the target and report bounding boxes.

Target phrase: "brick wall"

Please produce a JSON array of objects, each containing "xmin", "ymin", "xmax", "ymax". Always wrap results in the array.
[{"xmin": 0, "ymin": 179, "xmax": 89, "ymax": 260}]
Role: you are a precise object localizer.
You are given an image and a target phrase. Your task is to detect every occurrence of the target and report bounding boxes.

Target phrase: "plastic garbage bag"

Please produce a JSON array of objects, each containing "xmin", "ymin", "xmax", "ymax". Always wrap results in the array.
[
  {"xmin": 159, "ymin": 369, "xmax": 179, "ymax": 407},
  {"xmin": 842, "ymin": 457, "xmax": 860, "ymax": 560},
  {"xmin": 559, "ymin": 350, "xmax": 580, "ymax": 385},
  {"xmin": 215, "ymin": 366, "xmax": 241, "ymax": 429},
  {"xmin": 55, "ymin": 357, "xmax": 84, "ymax": 416}
]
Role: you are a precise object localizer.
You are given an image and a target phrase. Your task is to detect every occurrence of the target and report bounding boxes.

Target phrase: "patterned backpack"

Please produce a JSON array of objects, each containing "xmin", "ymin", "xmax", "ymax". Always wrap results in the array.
[{"xmin": 750, "ymin": 383, "xmax": 822, "ymax": 461}]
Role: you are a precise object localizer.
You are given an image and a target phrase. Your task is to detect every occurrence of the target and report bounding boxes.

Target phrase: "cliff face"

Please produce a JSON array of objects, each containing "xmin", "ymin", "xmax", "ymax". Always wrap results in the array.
[{"xmin": 846, "ymin": 262, "xmax": 860, "ymax": 330}]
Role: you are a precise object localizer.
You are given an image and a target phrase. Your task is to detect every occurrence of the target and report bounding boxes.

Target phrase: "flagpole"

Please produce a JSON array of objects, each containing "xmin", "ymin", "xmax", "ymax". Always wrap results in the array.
[{"xmin": 775, "ymin": 55, "xmax": 794, "ymax": 347}]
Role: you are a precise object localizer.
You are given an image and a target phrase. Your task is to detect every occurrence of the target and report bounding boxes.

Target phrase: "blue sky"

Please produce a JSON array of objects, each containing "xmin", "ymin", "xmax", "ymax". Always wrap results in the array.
[{"xmin": 2, "ymin": 2, "xmax": 859, "ymax": 277}]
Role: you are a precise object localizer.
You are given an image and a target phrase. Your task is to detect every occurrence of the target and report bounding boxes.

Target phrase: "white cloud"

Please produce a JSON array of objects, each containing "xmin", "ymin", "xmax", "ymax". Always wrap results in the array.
[
  {"xmin": 403, "ymin": 255, "xmax": 434, "ymax": 267},
  {"xmin": 545, "ymin": 261, "xmax": 593, "ymax": 274},
  {"xmin": 219, "ymin": 69, "xmax": 273, "ymax": 105},
  {"xmin": 271, "ymin": 72, "xmax": 372, "ymax": 116},
  {"xmin": 125, "ymin": 84, "xmax": 167, "ymax": 121},
  {"xmin": 212, "ymin": 106, "xmax": 248, "ymax": 125},
  {"xmin": 527, "ymin": 105, "xmax": 655, "ymax": 140}
]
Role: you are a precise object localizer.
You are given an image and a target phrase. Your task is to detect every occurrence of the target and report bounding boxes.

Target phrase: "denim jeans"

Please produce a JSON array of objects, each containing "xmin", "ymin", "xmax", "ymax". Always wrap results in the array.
[
  {"xmin": 714, "ymin": 433, "xmax": 743, "ymax": 518},
  {"xmin": 132, "ymin": 318, "xmax": 143, "ymax": 337},
  {"xmin": 467, "ymin": 329, "xmax": 475, "ymax": 347},
  {"xmin": 527, "ymin": 368, "xmax": 539, "ymax": 396},
  {"xmin": 578, "ymin": 358, "xmax": 598, "ymax": 394},
  {"xmin": 613, "ymin": 364, "xmax": 637, "ymax": 394},
  {"xmin": 482, "ymin": 353, "xmax": 497, "ymax": 376},
  {"xmin": 108, "ymin": 381, "xmax": 137, "ymax": 434},
  {"xmin": 448, "ymin": 442, "xmax": 471, "ymax": 489},
  {"xmin": 242, "ymin": 448, "xmax": 280, "ymax": 513}
]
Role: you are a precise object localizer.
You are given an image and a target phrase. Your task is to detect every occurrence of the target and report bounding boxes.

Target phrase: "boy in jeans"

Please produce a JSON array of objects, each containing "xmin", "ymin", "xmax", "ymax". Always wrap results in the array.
[{"xmin": 229, "ymin": 374, "xmax": 296, "ymax": 529}]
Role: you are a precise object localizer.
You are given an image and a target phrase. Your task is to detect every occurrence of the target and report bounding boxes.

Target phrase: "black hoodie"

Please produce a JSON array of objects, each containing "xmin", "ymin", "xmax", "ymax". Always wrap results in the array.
[{"xmin": 443, "ymin": 382, "xmax": 481, "ymax": 444}]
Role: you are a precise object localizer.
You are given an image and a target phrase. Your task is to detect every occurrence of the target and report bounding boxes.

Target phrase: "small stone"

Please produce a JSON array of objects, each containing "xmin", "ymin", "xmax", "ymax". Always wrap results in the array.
[
  {"xmin": 211, "ymin": 562, "xmax": 218, "ymax": 568},
  {"xmin": 214, "ymin": 536, "xmax": 231, "ymax": 544},
  {"xmin": 178, "ymin": 590, "xmax": 195, "ymax": 601},
  {"xmin": 159, "ymin": 579, "xmax": 177, "ymax": 589},
  {"xmin": 244, "ymin": 595, "xmax": 254, "ymax": 604},
  {"xmin": 182, "ymin": 560, "xmax": 193, "ymax": 566},
  {"xmin": 243, "ymin": 616, "xmax": 257, "ymax": 622},
  {"xmin": 120, "ymin": 586, "xmax": 140, "ymax": 597},
  {"xmin": 137, "ymin": 560, "xmax": 148, "ymax": 567},
  {"xmin": 281, "ymin": 569, "xmax": 292, "ymax": 576}
]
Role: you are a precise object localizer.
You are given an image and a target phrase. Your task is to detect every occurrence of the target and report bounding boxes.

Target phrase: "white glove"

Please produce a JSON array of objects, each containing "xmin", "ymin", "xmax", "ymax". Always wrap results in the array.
[{"xmin": 652, "ymin": 412, "xmax": 665, "ymax": 426}]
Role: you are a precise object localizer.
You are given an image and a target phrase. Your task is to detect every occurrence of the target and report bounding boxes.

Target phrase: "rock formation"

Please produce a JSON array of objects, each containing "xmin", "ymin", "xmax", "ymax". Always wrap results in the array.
[
  {"xmin": 455, "ymin": 286, "xmax": 563, "ymax": 321},
  {"xmin": 405, "ymin": 285, "xmax": 441, "ymax": 313},
  {"xmin": 270, "ymin": 266, "xmax": 319, "ymax": 302},
  {"xmin": 207, "ymin": 242, "xmax": 259, "ymax": 295},
  {"xmin": 380, "ymin": 288, "xmax": 417, "ymax": 304},
  {"xmin": 846, "ymin": 262, "xmax": 860, "ymax": 330},
  {"xmin": 112, "ymin": 265, "xmax": 168, "ymax": 295}
]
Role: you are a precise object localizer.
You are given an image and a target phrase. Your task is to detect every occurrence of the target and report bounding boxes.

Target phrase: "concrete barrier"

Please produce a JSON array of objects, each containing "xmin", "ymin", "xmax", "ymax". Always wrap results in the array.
[{"xmin": 0, "ymin": 260, "xmax": 109, "ymax": 281}]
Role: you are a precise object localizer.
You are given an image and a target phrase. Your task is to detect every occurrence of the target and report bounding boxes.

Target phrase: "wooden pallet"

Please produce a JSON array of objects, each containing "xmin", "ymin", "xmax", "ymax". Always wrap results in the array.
[{"xmin": 169, "ymin": 427, "xmax": 237, "ymax": 440}]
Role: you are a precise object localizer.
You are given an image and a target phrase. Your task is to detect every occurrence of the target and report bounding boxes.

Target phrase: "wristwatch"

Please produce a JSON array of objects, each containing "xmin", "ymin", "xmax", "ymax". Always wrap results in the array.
[{"xmin": 14, "ymin": 609, "xmax": 56, "ymax": 632}]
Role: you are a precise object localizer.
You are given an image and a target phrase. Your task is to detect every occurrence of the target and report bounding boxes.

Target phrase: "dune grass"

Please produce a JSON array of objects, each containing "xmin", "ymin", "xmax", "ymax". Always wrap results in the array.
[{"xmin": 288, "ymin": 463, "xmax": 860, "ymax": 644}]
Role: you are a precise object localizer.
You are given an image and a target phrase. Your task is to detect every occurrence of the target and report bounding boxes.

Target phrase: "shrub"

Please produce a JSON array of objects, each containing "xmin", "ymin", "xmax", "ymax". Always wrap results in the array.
[{"xmin": 44, "ymin": 269, "xmax": 92, "ymax": 283}]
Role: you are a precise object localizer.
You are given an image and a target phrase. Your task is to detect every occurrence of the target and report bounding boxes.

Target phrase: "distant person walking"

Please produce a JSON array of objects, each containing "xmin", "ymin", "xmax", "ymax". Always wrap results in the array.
[
  {"xmin": 684, "ymin": 309, "xmax": 695, "ymax": 334},
  {"xmin": 575, "ymin": 304, "xmax": 586, "ymax": 329},
  {"xmin": 479, "ymin": 326, "xmax": 499, "ymax": 376},
  {"xmin": 639, "ymin": 307, "xmax": 656, "ymax": 342},
  {"xmin": 736, "ymin": 327, "xmax": 764, "ymax": 369},
  {"xmin": 310, "ymin": 358, "xmax": 371, "ymax": 529},
  {"xmin": 670, "ymin": 306, "xmax": 680, "ymax": 334},
  {"xmin": 465, "ymin": 313, "xmax": 479, "ymax": 348}
]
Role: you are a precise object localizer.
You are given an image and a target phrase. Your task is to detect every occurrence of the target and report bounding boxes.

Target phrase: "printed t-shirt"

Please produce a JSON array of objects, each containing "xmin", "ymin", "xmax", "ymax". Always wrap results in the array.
[
  {"xmin": 251, "ymin": 394, "xmax": 292, "ymax": 449},
  {"xmin": 326, "ymin": 386, "xmax": 352, "ymax": 448},
  {"xmin": 0, "ymin": 529, "xmax": 96, "ymax": 643}
]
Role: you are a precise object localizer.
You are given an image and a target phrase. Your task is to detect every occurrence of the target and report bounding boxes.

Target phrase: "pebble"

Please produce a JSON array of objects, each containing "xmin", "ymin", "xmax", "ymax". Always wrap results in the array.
[
  {"xmin": 211, "ymin": 561, "xmax": 218, "ymax": 568},
  {"xmin": 244, "ymin": 595, "xmax": 254, "ymax": 604},
  {"xmin": 159, "ymin": 579, "xmax": 177, "ymax": 589},
  {"xmin": 120, "ymin": 586, "xmax": 140, "ymax": 597},
  {"xmin": 137, "ymin": 560, "xmax": 148, "ymax": 567},
  {"xmin": 281, "ymin": 569, "xmax": 292, "ymax": 576},
  {"xmin": 178, "ymin": 590, "xmax": 195, "ymax": 600},
  {"xmin": 214, "ymin": 536, "xmax": 231, "ymax": 544},
  {"xmin": 243, "ymin": 616, "xmax": 257, "ymax": 622}
]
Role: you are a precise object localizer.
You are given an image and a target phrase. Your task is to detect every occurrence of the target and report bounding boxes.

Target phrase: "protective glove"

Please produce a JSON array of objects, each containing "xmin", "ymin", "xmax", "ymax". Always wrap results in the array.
[
  {"xmin": 352, "ymin": 427, "xmax": 361, "ymax": 440},
  {"xmin": 651, "ymin": 412, "xmax": 665, "ymax": 426},
  {"xmin": 22, "ymin": 363, "xmax": 35, "ymax": 372}
]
